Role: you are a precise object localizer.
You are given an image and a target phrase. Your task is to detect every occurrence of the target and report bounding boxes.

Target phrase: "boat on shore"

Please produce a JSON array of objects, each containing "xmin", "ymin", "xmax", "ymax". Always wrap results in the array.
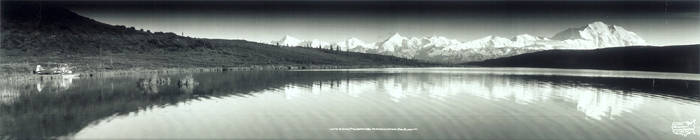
[{"xmin": 33, "ymin": 63, "xmax": 81, "ymax": 78}]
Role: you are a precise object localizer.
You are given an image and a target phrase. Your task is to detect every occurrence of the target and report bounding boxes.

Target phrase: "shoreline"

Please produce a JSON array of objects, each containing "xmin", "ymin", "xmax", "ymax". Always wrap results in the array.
[{"xmin": 0, "ymin": 64, "xmax": 430, "ymax": 84}]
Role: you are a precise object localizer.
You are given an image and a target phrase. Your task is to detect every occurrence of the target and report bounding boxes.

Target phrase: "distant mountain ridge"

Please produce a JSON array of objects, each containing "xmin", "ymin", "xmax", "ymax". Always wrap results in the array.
[{"xmin": 270, "ymin": 21, "xmax": 648, "ymax": 63}]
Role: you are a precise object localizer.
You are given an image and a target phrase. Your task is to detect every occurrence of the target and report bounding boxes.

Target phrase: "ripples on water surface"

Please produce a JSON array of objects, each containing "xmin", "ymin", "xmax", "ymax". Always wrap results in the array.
[{"xmin": 1, "ymin": 68, "xmax": 699, "ymax": 139}]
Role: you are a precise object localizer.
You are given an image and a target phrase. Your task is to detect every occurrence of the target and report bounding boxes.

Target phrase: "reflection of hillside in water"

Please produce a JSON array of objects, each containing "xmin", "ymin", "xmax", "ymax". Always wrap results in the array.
[
  {"xmin": 0, "ymin": 88, "xmax": 20, "ymax": 105},
  {"xmin": 0, "ymin": 71, "xmax": 387, "ymax": 139},
  {"xmin": 134, "ymin": 75, "xmax": 200, "ymax": 94},
  {"xmin": 136, "ymin": 75, "xmax": 171, "ymax": 94},
  {"xmin": 1, "ymin": 77, "xmax": 77, "ymax": 105},
  {"xmin": 178, "ymin": 75, "xmax": 199, "ymax": 94},
  {"xmin": 279, "ymin": 73, "xmax": 700, "ymax": 120}
]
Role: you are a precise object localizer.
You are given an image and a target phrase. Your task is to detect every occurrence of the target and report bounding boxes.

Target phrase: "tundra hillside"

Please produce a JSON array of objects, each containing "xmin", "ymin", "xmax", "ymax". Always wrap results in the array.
[{"xmin": 0, "ymin": 3, "xmax": 432, "ymax": 74}]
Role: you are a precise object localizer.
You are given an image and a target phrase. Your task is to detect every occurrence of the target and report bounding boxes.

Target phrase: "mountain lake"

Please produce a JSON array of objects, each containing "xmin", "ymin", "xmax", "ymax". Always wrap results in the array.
[{"xmin": 1, "ymin": 67, "xmax": 699, "ymax": 139}]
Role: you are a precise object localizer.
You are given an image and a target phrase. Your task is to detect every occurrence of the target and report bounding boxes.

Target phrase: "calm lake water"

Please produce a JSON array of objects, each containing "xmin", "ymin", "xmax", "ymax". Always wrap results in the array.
[{"xmin": 1, "ymin": 67, "xmax": 699, "ymax": 139}]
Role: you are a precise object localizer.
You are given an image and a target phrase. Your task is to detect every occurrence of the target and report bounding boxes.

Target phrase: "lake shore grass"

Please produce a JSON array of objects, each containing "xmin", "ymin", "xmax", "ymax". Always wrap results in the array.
[{"xmin": 0, "ymin": 64, "xmax": 429, "ymax": 86}]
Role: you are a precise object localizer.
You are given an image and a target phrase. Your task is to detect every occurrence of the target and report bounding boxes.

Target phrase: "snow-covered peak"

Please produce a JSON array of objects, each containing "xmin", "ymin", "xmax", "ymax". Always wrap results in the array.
[
  {"xmin": 588, "ymin": 21, "xmax": 613, "ymax": 30},
  {"xmin": 426, "ymin": 36, "xmax": 455, "ymax": 42},
  {"xmin": 468, "ymin": 35, "xmax": 513, "ymax": 48},
  {"xmin": 271, "ymin": 35, "xmax": 304, "ymax": 46},
  {"xmin": 550, "ymin": 21, "xmax": 647, "ymax": 49},
  {"xmin": 300, "ymin": 39, "xmax": 330, "ymax": 48},
  {"xmin": 513, "ymin": 34, "xmax": 540, "ymax": 41},
  {"xmin": 473, "ymin": 35, "xmax": 495, "ymax": 42},
  {"xmin": 473, "ymin": 35, "xmax": 510, "ymax": 42},
  {"xmin": 378, "ymin": 33, "xmax": 409, "ymax": 52},
  {"xmin": 336, "ymin": 37, "xmax": 373, "ymax": 50},
  {"xmin": 552, "ymin": 21, "xmax": 614, "ymax": 40},
  {"xmin": 385, "ymin": 33, "xmax": 407, "ymax": 42},
  {"xmin": 427, "ymin": 35, "xmax": 446, "ymax": 40},
  {"xmin": 579, "ymin": 21, "xmax": 615, "ymax": 40},
  {"xmin": 264, "ymin": 21, "xmax": 647, "ymax": 63},
  {"xmin": 347, "ymin": 37, "xmax": 364, "ymax": 43},
  {"xmin": 510, "ymin": 34, "xmax": 544, "ymax": 47},
  {"xmin": 423, "ymin": 36, "xmax": 461, "ymax": 47},
  {"xmin": 281, "ymin": 35, "xmax": 299, "ymax": 42}
]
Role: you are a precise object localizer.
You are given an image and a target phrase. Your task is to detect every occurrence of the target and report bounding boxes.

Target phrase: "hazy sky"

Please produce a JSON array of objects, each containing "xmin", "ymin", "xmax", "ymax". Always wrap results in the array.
[{"xmin": 41, "ymin": 0, "xmax": 700, "ymax": 45}]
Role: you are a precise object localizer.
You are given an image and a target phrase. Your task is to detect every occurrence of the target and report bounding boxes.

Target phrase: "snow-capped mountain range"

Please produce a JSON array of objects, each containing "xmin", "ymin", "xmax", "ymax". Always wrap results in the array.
[{"xmin": 268, "ymin": 21, "xmax": 648, "ymax": 63}]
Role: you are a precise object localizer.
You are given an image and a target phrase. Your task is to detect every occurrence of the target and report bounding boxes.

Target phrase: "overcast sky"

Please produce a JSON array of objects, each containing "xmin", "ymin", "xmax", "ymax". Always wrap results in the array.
[{"xmin": 37, "ymin": 0, "xmax": 700, "ymax": 45}]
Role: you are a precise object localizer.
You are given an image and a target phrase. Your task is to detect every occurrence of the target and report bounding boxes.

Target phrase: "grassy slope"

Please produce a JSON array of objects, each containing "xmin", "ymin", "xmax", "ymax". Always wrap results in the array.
[
  {"xmin": 0, "ymin": 3, "xmax": 432, "ymax": 74},
  {"xmin": 465, "ymin": 45, "xmax": 700, "ymax": 74}
]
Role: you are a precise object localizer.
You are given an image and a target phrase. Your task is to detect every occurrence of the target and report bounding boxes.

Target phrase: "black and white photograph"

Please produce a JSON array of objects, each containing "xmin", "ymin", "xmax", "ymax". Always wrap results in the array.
[{"xmin": 1, "ymin": 0, "xmax": 699, "ymax": 139}]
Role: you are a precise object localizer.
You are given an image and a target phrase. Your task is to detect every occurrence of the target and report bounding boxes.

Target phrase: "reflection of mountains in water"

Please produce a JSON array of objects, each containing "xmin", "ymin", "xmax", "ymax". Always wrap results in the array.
[
  {"xmin": 0, "ymin": 71, "xmax": 699, "ymax": 139},
  {"xmin": 277, "ymin": 73, "xmax": 700, "ymax": 120}
]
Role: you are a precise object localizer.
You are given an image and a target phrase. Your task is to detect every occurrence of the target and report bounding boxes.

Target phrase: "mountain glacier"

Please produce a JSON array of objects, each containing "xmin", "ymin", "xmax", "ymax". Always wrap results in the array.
[{"xmin": 268, "ymin": 21, "xmax": 648, "ymax": 63}]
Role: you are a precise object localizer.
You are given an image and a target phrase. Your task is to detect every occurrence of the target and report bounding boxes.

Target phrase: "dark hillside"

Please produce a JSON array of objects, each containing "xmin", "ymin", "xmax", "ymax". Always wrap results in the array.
[
  {"xmin": 0, "ymin": 2, "xmax": 431, "ymax": 73},
  {"xmin": 465, "ymin": 45, "xmax": 700, "ymax": 74}
]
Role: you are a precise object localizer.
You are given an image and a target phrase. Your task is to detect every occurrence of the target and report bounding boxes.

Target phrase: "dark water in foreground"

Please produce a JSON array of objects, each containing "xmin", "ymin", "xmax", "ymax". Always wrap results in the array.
[{"xmin": 1, "ymin": 68, "xmax": 699, "ymax": 139}]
